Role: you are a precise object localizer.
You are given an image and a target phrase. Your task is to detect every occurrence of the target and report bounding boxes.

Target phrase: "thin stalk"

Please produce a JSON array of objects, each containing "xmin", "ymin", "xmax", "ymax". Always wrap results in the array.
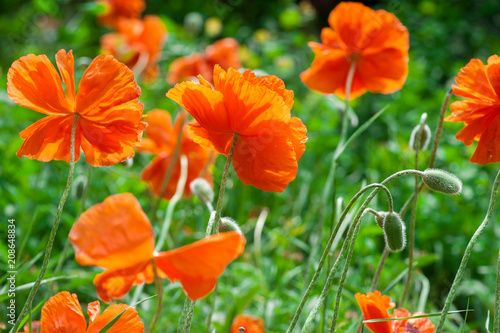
[
  {"xmin": 156, "ymin": 155, "xmax": 188, "ymax": 251},
  {"xmin": 370, "ymin": 249, "xmax": 389, "ymax": 291},
  {"xmin": 10, "ymin": 114, "xmax": 80, "ymax": 333},
  {"xmin": 212, "ymin": 133, "xmax": 239, "ymax": 235},
  {"xmin": 178, "ymin": 299, "xmax": 189, "ymax": 333},
  {"xmin": 183, "ymin": 300, "xmax": 197, "ymax": 333},
  {"xmin": 494, "ymin": 248, "xmax": 500, "ymax": 333},
  {"xmin": 401, "ymin": 113, "xmax": 427, "ymax": 306},
  {"xmin": 150, "ymin": 111, "xmax": 187, "ymax": 224},
  {"xmin": 205, "ymin": 285, "xmax": 218, "ymax": 333},
  {"xmin": 435, "ymin": 170, "xmax": 500, "ymax": 332},
  {"xmin": 146, "ymin": 260, "xmax": 164, "ymax": 333},
  {"xmin": 328, "ymin": 210, "xmax": 370, "ymax": 332}
]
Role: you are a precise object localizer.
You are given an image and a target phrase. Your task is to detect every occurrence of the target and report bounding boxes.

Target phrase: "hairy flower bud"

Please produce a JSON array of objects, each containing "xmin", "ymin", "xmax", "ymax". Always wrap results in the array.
[
  {"xmin": 382, "ymin": 212, "xmax": 406, "ymax": 252},
  {"xmin": 409, "ymin": 123, "xmax": 431, "ymax": 151},
  {"xmin": 219, "ymin": 217, "xmax": 242, "ymax": 234},
  {"xmin": 190, "ymin": 178, "xmax": 214, "ymax": 204},
  {"xmin": 422, "ymin": 169, "xmax": 462, "ymax": 195}
]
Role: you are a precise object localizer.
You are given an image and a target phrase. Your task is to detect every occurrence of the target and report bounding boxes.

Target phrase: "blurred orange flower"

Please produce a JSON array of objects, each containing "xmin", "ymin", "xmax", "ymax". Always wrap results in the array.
[
  {"xmin": 230, "ymin": 315, "xmax": 265, "ymax": 333},
  {"xmin": 138, "ymin": 109, "xmax": 213, "ymax": 200},
  {"xmin": 7, "ymin": 49, "xmax": 146, "ymax": 166},
  {"xmin": 301, "ymin": 2, "xmax": 409, "ymax": 100},
  {"xmin": 40, "ymin": 291, "xmax": 143, "ymax": 333},
  {"xmin": 97, "ymin": 0, "xmax": 145, "ymax": 28},
  {"xmin": 355, "ymin": 291, "xmax": 435, "ymax": 333},
  {"xmin": 167, "ymin": 38, "xmax": 241, "ymax": 84},
  {"xmin": 23, "ymin": 321, "xmax": 40, "ymax": 333},
  {"xmin": 167, "ymin": 66, "xmax": 307, "ymax": 192},
  {"xmin": 446, "ymin": 55, "xmax": 500, "ymax": 164},
  {"xmin": 101, "ymin": 15, "xmax": 167, "ymax": 82},
  {"xmin": 69, "ymin": 193, "xmax": 245, "ymax": 302}
]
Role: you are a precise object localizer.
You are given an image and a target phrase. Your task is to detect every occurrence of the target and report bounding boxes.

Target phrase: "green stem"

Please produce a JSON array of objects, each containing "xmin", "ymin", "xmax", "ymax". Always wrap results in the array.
[
  {"xmin": 213, "ymin": 133, "xmax": 239, "ymax": 235},
  {"xmin": 494, "ymin": 248, "xmax": 500, "ymax": 333},
  {"xmin": 146, "ymin": 260, "xmax": 164, "ymax": 333},
  {"xmin": 401, "ymin": 114, "xmax": 427, "ymax": 306},
  {"xmin": 435, "ymin": 170, "xmax": 500, "ymax": 332},
  {"xmin": 183, "ymin": 300, "xmax": 197, "ymax": 333},
  {"xmin": 370, "ymin": 248, "xmax": 389, "ymax": 291},
  {"xmin": 178, "ymin": 298, "xmax": 189, "ymax": 333},
  {"xmin": 150, "ymin": 111, "xmax": 187, "ymax": 224},
  {"xmin": 156, "ymin": 155, "xmax": 188, "ymax": 251},
  {"xmin": 10, "ymin": 113, "xmax": 80, "ymax": 333},
  {"xmin": 205, "ymin": 285, "xmax": 218, "ymax": 333}
]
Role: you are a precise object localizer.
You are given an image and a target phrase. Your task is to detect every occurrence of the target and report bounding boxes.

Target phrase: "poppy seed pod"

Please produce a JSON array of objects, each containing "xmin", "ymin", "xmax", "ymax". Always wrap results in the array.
[
  {"xmin": 190, "ymin": 178, "xmax": 214, "ymax": 204},
  {"xmin": 422, "ymin": 169, "xmax": 462, "ymax": 195},
  {"xmin": 409, "ymin": 123, "xmax": 431, "ymax": 151},
  {"xmin": 219, "ymin": 217, "xmax": 242, "ymax": 234},
  {"xmin": 382, "ymin": 212, "xmax": 406, "ymax": 252}
]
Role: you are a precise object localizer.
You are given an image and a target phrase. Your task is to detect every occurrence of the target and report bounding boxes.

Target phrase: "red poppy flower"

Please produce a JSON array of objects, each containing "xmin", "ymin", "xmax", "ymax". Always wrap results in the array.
[
  {"xmin": 101, "ymin": 16, "xmax": 167, "ymax": 82},
  {"xmin": 230, "ymin": 315, "xmax": 265, "ymax": 333},
  {"xmin": 167, "ymin": 38, "xmax": 241, "ymax": 84},
  {"xmin": 138, "ymin": 109, "xmax": 213, "ymax": 200},
  {"xmin": 301, "ymin": 2, "xmax": 409, "ymax": 100},
  {"xmin": 96, "ymin": 0, "xmax": 145, "ymax": 28},
  {"xmin": 69, "ymin": 193, "xmax": 245, "ymax": 302},
  {"xmin": 446, "ymin": 55, "xmax": 500, "ymax": 164},
  {"xmin": 40, "ymin": 291, "xmax": 143, "ymax": 333},
  {"xmin": 166, "ymin": 65, "xmax": 307, "ymax": 192},
  {"xmin": 392, "ymin": 308, "xmax": 435, "ymax": 333},
  {"xmin": 7, "ymin": 49, "xmax": 146, "ymax": 166}
]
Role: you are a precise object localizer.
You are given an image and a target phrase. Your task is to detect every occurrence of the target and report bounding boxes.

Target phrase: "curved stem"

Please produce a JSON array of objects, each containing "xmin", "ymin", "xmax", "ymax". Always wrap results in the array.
[
  {"xmin": 212, "ymin": 133, "xmax": 239, "ymax": 235},
  {"xmin": 435, "ymin": 170, "xmax": 500, "ymax": 332},
  {"xmin": 156, "ymin": 155, "xmax": 188, "ymax": 251},
  {"xmin": 10, "ymin": 114, "xmax": 80, "ymax": 333},
  {"xmin": 146, "ymin": 259, "xmax": 164, "ymax": 333}
]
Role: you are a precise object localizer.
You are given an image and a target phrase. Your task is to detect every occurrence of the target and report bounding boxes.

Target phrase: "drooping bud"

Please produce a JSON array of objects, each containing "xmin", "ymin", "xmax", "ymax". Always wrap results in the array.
[
  {"xmin": 219, "ymin": 217, "xmax": 242, "ymax": 234},
  {"xmin": 190, "ymin": 178, "xmax": 214, "ymax": 204},
  {"xmin": 422, "ymin": 169, "xmax": 462, "ymax": 195},
  {"xmin": 409, "ymin": 123, "xmax": 431, "ymax": 151},
  {"xmin": 382, "ymin": 212, "xmax": 406, "ymax": 252}
]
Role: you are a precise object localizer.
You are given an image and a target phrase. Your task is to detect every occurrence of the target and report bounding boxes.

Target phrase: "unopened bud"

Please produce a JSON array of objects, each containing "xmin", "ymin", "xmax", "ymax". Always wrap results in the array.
[
  {"xmin": 190, "ymin": 178, "xmax": 214, "ymax": 203},
  {"xmin": 409, "ymin": 124, "xmax": 431, "ymax": 151},
  {"xmin": 382, "ymin": 212, "xmax": 406, "ymax": 252},
  {"xmin": 422, "ymin": 169, "xmax": 462, "ymax": 195},
  {"xmin": 219, "ymin": 217, "xmax": 242, "ymax": 234},
  {"xmin": 74, "ymin": 175, "xmax": 86, "ymax": 199}
]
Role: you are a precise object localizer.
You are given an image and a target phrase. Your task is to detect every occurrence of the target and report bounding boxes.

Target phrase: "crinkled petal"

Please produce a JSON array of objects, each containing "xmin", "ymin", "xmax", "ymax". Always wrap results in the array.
[
  {"xmin": 8, "ymin": 52, "xmax": 72, "ymax": 115},
  {"xmin": 241, "ymin": 69, "xmax": 294, "ymax": 109},
  {"xmin": 40, "ymin": 292, "xmax": 86, "ymax": 333},
  {"xmin": 469, "ymin": 113, "xmax": 500, "ymax": 164},
  {"xmin": 453, "ymin": 58, "xmax": 498, "ymax": 102},
  {"xmin": 93, "ymin": 262, "xmax": 149, "ymax": 303},
  {"xmin": 87, "ymin": 304, "xmax": 144, "ymax": 333},
  {"xmin": 187, "ymin": 122, "xmax": 233, "ymax": 154},
  {"xmin": 16, "ymin": 114, "xmax": 81, "ymax": 163},
  {"xmin": 69, "ymin": 193, "xmax": 155, "ymax": 270},
  {"xmin": 87, "ymin": 301, "xmax": 100, "ymax": 324},
  {"xmin": 154, "ymin": 232, "xmax": 246, "ymax": 300},
  {"xmin": 55, "ymin": 49, "xmax": 76, "ymax": 107}
]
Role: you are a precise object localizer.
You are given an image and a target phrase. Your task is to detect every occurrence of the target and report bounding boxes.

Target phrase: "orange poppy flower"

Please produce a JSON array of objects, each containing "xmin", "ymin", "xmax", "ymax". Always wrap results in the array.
[
  {"xmin": 355, "ymin": 291, "xmax": 395, "ymax": 333},
  {"xmin": 69, "ymin": 193, "xmax": 245, "ymax": 302},
  {"xmin": 40, "ymin": 291, "xmax": 143, "ymax": 333},
  {"xmin": 166, "ymin": 66, "xmax": 307, "ymax": 192},
  {"xmin": 7, "ymin": 49, "xmax": 146, "ymax": 166},
  {"xmin": 96, "ymin": 0, "xmax": 145, "ymax": 28},
  {"xmin": 138, "ymin": 109, "xmax": 213, "ymax": 200},
  {"xmin": 230, "ymin": 315, "xmax": 265, "ymax": 333},
  {"xmin": 167, "ymin": 38, "xmax": 241, "ymax": 84},
  {"xmin": 446, "ymin": 55, "xmax": 500, "ymax": 164},
  {"xmin": 101, "ymin": 15, "xmax": 167, "ymax": 82},
  {"xmin": 301, "ymin": 2, "xmax": 409, "ymax": 100},
  {"xmin": 392, "ymin": 308, "xmax": 435, "ymax": 333}
]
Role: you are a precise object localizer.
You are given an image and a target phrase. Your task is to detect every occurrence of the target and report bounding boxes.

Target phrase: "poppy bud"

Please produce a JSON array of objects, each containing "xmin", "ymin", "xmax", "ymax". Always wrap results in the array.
[
  {"xmin": 74, "ymin": 175, "xmax": 86, "ymax": 199},
  {"xmin": 219, "ymin": 217, "xmax": 242, "ymax": 234},
  {"xmin": 409, "ymin": 123, "xmax": 431, "ymax": 151},
  {"xmin": 190, "ymin": 178, "xmax": 214, "ymax": 204},
  {"xmin": 422, "ymin": 169, "xmax": 462, "ymax": 195},
  {"xmin": 382, "ymin": 212, "xmax": 406, "ymax": 252}
]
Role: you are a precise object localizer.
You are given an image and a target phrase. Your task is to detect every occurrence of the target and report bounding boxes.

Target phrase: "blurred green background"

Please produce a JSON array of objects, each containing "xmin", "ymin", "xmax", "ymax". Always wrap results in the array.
[{"xmin": 1, "ymin": 0, "xmax": 500, "ymax": 332}]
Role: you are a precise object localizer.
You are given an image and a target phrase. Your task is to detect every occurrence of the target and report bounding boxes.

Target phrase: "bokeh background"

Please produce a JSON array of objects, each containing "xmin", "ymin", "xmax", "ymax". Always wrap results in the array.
[{"xmin": 1, "ymin": 0, "xmax": 500, "ymax": 331}]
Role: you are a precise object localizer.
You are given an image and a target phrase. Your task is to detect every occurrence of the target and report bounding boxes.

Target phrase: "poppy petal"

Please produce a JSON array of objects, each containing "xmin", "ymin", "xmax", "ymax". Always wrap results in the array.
[
  {"xmin": 87, "ymin": 301, "xmax": 100, "ymax": 324},
  {"xmin": 241, "ymin": 69, "xmax": 294, "ymax": 109},
  {"xmin": 453, "ymin": 58, "xmax": 498, "ymax": 102},
  {"xmin": 69, "ymin": 193, "xmax": 155, "ymax": 270},
  {"xmin": 93, "ymin": 262, "xmax": 149, "ymax": 303},
  {"xmin": 40, "ymin": 292, "xmax": 87, "ymax": 333},
  {"xmin": 166, "ymin": 80, "xmax": 230, "ymax": 133},
  {"xmin": 55, "ymin": 49, "xmax": 76, "ymax": 106},
  {"xmin": 16, "ymin": 114, "xmax": 81, "ymax": 163},
  {"xmin": 154, "ymin": 232, "xmax": 246, "ymax": 300},
  {"xmin": 355, "ymin": 291, "xmax": 394, "ymax": 333},
  {"xmin": 7, "ymin": 52, "xmax": 73, "ymax": 115},
  {"xmin": 205, "ymin": 38, "xmax": 241, "ymax": 72},
  {"xmin": 469, "ymin": 114, "xmax": 500, "ymax": 164},
  {"xmin": 187, "ymin": 122, "xmax": 234, "ymax": 154},
  {"xmin": 138, "ymin": 109, "xmax": 175, "ymax": 154},
  {"xmin": 86, "ymin": 304, "xmax": 144, "ymax": 333}
]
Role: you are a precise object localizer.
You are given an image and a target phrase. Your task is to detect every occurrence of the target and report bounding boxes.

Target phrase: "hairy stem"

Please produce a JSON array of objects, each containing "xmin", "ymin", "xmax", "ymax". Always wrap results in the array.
[{"xmin": 146, "ymin": 260, "xmax": 164, "ymax": 333}]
